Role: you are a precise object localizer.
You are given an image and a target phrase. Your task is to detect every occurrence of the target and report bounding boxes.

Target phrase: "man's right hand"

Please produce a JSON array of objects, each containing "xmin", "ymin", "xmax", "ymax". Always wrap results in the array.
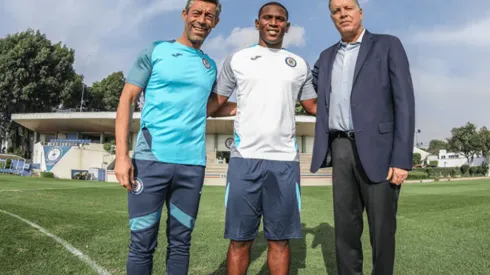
[
  {"xmin": 115, "ymin": 156, "xmax": 135, "ymax": 191},
  {"xmin": 386, "ymin": 167, "xmax": 394, "ymax": 181}
]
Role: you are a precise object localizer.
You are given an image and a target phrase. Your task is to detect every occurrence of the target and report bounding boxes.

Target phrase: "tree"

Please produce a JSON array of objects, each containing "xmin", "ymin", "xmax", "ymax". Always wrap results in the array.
[
  {"xmin": 59, "ymin": 74, "xmax": 86, "ymax": 110},
  {"xmin": 427, "ymin": 139, "xmax": 448, "ymax": 155},
  {"xmin": 89, "ymin": 71, "xmax": 125, "ymax": 111},
  {"xmin": 0, "ymin": 29, "xmax": 83, "ymax": 152},
  {"xmin": 447, "ymin": 122, "xmax": 483, "ymax": 165},
  {"xmin": 413, "ymin": 152, "xmax": 421, "ymax": 166},
  {"xmin": 295, "ymin": 101, "xmax": 307, "ymax": 115},
  {"xmin": 479, "ymin": 126, "xmax": 490, "ymax": 158}
]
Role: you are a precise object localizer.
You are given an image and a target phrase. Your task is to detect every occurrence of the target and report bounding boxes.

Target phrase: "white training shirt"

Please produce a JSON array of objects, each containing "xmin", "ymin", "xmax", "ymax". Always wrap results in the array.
[{"xmin": 213, "ymin": 44, "xmax": 317, "ymax": 162}]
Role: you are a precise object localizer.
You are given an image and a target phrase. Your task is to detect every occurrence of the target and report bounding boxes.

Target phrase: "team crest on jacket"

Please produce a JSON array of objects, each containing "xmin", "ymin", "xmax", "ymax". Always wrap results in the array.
[
  {"xmin": 202, "ymin": 58, "xmax": 211, "ymax": 69},
  {"xmin": 132, "ymin": 178, "xmax": 144, "ymax": 195},
  {"xmin": 285, "ymin": 57, "xmax": 297, "ymax": 67}
]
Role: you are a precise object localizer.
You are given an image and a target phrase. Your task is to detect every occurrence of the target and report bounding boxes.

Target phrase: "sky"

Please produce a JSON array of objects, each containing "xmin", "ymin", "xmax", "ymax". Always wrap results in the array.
[{"xmin": 1, "ymin": 0, "xmax": 489, "ymax": 145}]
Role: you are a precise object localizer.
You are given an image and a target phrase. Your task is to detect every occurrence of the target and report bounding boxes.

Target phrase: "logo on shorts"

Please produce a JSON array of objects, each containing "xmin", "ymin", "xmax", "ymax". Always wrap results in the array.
[
  {"xmin": 202, "ymin": 58, "xmax": 211, "ymax": 69},
  {"xmin": 131, "ymin": 178, "xmax": 144, "ymax": 195},
  {"xmin": 285, "ymin": 57, "xmax": 297, "ymax": 67},
  {"xmin": 225, "ymin": 138, "xmax": 234, "ymax": 149}
]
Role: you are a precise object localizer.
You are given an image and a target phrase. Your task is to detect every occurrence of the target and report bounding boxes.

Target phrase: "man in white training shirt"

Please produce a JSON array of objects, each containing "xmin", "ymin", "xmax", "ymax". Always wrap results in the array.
[{"xmin": 207, "ymin": 2, "xmax": 317, "ymax": 274}]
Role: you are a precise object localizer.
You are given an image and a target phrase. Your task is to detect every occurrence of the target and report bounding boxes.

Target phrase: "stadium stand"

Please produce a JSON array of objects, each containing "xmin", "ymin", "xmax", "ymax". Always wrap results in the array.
[
  {"xmin": 0, "ymin": 154, "xmax": 32, "ymax": 176},
  {"xmin": 47, "ymin": 139, "xmax": 91, "ymax": 146}
]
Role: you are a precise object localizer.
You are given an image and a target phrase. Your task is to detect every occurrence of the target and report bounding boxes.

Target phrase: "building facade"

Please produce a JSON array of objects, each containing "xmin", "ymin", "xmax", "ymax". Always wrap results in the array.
[{"xmin": 10, "ymin": 112, "xmax": 328, "ymax": 183}]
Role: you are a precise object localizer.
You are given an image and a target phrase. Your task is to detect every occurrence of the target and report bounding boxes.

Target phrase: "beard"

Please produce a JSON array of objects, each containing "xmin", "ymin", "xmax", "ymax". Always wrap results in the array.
[{"xmin": 185, "ymin": 23, "xmax": 210, "ymax": 45}]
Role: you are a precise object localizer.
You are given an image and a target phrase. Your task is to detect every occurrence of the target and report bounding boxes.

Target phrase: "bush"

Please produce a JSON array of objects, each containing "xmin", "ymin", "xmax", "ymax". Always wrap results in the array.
[
  {"xmin": 412, "ymin": 167, "xmax": 464, "ymax": 179},
  {"xmin": 410, "ymin": 164, "xmax": 490, "ymax": 180},
  {"xmin": 460, "ymin": 165, "xmax": 470, "ymax": 175},
  {"xmin": 469, "ymin": 166, "xmax": 479, "ymax": 175},
  {"xmin": 429, "ymin": 160, "xmax": 438, "ymax": 167},
  {"xmin": 40, "ymin": 172, "xmax": 54, "ymax": 178},
  {"xmin": 14, "ymin": 147, "xmax": 25, "ymax": 158},
  {"xmin": 450, "ymin": 168, "xmax": 461, "ymax": 177},
  {"xmin": 104, "ymin": 140, "xmax": 116, "ymax": 155},
  {"xmin": 407, "ymin": 171, "xmax": 428, "ymax": 180},
  {"xmin": 481, "ymin": 162, "xmax": 489, "ymax": 175},
  {"xmin": 5, "ymin": 158, "xmax": 11, "ymax": 168},
  {"xmin": 413, "ymin": 153, "xmax": 421, "ymax": 166},
  {"xmin": 418, "ymin": 167, "xmax": 453, "ymax": 178},
  {"xmin": 476, "ymin": 166, "xmax": 483, "ymax": 175}
]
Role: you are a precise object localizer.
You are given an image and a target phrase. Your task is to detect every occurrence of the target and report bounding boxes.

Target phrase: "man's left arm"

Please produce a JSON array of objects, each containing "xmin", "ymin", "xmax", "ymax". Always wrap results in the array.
[
  {"xmin": 208, "ymin": 92, "xmax": 236, "ymax": 117},
  {"xmin": 388, "ymin": 36, "xmax": 416, "ymax": 184},
  {"xmin": 207, "ymin": 55, "xmax": 237, "ymax": 117},
  {"xmin": 299, "ymin": 62, "xmax": 318, "ymax": 116}
]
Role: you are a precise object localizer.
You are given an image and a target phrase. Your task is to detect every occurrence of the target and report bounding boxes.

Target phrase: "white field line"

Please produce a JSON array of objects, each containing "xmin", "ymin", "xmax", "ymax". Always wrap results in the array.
[
  {"xmin": 0, "ymin": 209, "xmax": 112, "ymax": 275},
  {"xmin": 0, "ymin": 186, "xmax": 118, "ymax": 192}
]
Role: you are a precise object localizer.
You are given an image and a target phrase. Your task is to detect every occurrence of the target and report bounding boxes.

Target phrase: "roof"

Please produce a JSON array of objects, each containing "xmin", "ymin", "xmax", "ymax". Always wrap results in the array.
[
  {"xmin": 414, "ymin": 147, "xmax": 431, "ymax": 157},
  {"xmin": 0, "ymin": 154, "xmax": 26, "ymax": 160},
  {"xmin": 11, "ymin": 112, "xmax": 316, "ymax": 136}
]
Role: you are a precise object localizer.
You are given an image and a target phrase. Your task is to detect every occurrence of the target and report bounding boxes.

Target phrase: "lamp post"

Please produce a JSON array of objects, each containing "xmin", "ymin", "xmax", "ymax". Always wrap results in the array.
[
  {"xmin": 415, "ymin": 129, "xmax": 421, "ymax": 148},
  {"xmin": 80, "ymin": 84, "xmax": 85, "ymax": 112}
]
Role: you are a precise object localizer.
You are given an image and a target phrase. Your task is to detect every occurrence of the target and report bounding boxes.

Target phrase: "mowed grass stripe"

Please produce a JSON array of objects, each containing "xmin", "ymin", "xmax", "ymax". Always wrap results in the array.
[
  {"xmin": 0, "ymin": 175, "xmax": 489, "ymax": 274},
  {"xmin": 0, "ymin": 210, "xmax": 98, "ymax": 275},
  {"xmin": 0, "ymin": 175, "xmax": 119, "ymax": 191},
  {"xmin": 0, "ymin": 209, "xmax": 111, "ymax": 275}
]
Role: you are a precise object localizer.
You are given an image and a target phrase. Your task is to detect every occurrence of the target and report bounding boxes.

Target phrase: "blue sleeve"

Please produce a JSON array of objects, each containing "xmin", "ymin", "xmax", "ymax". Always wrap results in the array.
[{"xmin": 126, "ymin": 43, "xmax": 155, "ymax": 89}]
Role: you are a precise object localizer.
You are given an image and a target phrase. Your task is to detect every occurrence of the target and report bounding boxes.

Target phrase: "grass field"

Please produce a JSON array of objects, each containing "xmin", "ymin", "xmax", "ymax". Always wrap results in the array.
[{"xmin": 1, "ymin": 175, "xmax": 490, "ymax": 275}]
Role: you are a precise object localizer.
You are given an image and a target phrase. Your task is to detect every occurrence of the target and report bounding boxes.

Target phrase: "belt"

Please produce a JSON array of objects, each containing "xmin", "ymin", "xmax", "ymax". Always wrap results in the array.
[{"xmin": 330, "ymin": 130, "xmax": 356, "ymax": 139}]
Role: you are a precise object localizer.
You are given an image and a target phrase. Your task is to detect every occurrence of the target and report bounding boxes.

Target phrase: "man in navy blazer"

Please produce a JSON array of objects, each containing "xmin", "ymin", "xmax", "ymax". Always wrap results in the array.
[{"xmin": 310, "ymin": 0, "xmax": 415, "ymax": 274}]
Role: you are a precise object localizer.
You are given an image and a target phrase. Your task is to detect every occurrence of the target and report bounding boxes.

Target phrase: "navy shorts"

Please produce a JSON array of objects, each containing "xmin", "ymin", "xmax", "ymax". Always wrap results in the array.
[{"xmin": 224, "ymin": 158, "xmax": 302, "ymax": 241}]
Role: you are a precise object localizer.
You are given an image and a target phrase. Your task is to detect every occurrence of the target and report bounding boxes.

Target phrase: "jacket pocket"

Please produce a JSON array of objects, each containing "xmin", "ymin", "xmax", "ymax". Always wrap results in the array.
[{"xmin": 378, "ymin": 122, "xmax": 394, "ymax": 134}]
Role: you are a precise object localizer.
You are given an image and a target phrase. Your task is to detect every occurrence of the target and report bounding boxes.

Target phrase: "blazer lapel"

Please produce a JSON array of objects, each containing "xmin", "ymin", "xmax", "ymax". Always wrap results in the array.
[{"xmin": 353, "ymin": 31, "xmax": 374, "ymax": 86}]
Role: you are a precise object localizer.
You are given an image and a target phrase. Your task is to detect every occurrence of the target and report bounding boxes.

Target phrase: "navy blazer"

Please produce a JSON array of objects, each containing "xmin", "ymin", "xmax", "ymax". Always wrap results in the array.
[{"xmin": 310, "ymin": 30, "xmax": 415, "ymax": 183}]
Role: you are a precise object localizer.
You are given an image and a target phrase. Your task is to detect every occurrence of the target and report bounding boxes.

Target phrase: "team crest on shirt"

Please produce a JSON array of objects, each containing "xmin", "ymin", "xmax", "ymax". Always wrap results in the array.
[
  {"xmin": 202, "ymin": 58, "xmax": 211, "ymax": 69},
  {"xmin": 285, "ymin": 57, "xmax": 297, "ymax": 67},
  {"xmin": 131, "ymin": 178, "xmax": 144, "ymax": 195}
]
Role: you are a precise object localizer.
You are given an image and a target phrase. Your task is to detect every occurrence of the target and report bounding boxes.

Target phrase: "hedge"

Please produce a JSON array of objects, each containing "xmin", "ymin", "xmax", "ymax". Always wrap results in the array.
[
  {"xmin": 407, "ymin": 171, "xmax": 428, "ymax": 180},
  {"xmin": 40, "ymin": 172, "xmax": 55, "ymax": 178},
  {"xmin": 408, "ymin": 162, "xmax": 489, "ymax": 180}
]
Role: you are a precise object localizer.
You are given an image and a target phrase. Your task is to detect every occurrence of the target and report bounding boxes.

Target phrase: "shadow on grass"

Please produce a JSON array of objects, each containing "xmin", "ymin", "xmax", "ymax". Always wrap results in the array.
[
  {"xmin": 209, "ymin": 231, "xmax": 268, "ymax": 275},
  {"xmin": 209, "ymin": 223, "xmax": 337, "ymax": 274}
]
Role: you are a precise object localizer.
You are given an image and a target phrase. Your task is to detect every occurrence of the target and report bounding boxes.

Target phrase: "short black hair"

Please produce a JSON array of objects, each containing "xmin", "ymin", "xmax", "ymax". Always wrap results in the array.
[{"xmin": 258, "ymin": 1, "xmax": 289, "ymax": 20}]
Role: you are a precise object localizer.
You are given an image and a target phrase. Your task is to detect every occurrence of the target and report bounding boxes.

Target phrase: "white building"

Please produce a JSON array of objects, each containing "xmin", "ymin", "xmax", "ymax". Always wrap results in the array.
[
  {"xmin": 413, "ymin": 147, "xmax": 431, "ymax": 166},
  {"xmin": 426, "ymin": 149, "xmax": 487, "ymax": 168},
  {"xmin": 10, "ymin": 112, "xmax": 331, "ymax": 184}
]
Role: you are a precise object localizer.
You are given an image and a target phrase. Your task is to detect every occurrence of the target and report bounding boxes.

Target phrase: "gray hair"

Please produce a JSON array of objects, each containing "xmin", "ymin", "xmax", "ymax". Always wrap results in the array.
[
  {"xmin": 185, "ymin": 0, "xmax": 222, "ymax": 18},
  {"xmin": 329, "ymin": 0, "xmax": 360, "ymax": 11}
]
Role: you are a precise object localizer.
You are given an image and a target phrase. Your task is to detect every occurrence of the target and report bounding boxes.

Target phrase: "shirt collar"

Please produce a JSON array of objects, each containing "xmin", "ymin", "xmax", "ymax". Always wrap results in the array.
[{"xmin": 338, "ymin": 28, "xmax": 366, "ymax": 47}]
